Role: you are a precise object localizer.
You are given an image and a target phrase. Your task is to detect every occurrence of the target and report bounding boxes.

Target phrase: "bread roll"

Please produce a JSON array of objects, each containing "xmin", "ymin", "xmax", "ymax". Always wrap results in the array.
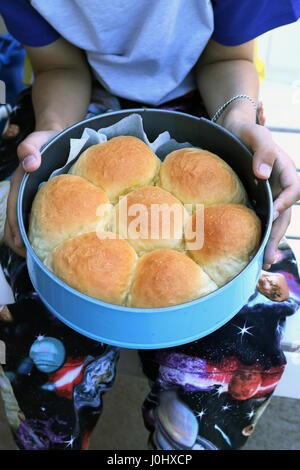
[
  {"xmin": 158, "ymin": 148, "xmax": 247, "ymax": 210},
  {"xmin": 47, "ymin": 232, "xmax": 137, "ymax": 305},
  {"xmin": 29, "ymin": 174, "xmax": 112, "ymax": 261},
  {"xmin": 115, "ymin": 186, "xmax": 188, "ymax": 255},
  {"xmin": 69, "ymin": 136, "xmax": 160, "ymax": 203},
  {"xmin": 128, "ymin": 249, "xmax": 217, "ymax": 308},
  {"xmin": 185, "ymin": 204, "xmax": 261, "ymax": 287}
]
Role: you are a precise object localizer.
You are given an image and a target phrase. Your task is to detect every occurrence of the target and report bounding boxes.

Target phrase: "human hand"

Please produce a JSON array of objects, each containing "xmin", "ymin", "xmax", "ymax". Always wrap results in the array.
[
  {"xmin": 3, "ymin": 130, "xmax": 59, "ymax": 256},
  {"xmin": 224, "ymin": 121, "xmax": 300, "ymax": 269}
]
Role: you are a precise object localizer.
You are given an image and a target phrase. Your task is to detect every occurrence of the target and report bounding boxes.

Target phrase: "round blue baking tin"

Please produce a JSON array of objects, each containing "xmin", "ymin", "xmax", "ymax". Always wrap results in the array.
[{"xmin": 18, "ymin": 109, "xmax": 273, "ymax": 349}]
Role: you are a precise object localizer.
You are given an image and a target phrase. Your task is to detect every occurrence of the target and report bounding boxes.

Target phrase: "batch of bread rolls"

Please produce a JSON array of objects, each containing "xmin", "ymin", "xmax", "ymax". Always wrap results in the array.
[{"xmin": 28, "ymin": 135, "xmax": 262, "ymax": 308}]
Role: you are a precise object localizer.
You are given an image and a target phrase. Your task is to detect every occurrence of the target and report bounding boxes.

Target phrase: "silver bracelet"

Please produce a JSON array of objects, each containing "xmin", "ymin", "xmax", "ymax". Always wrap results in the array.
[{"xmin": 211, "ymin": 94, "xmax": 257, "ymax": 123}]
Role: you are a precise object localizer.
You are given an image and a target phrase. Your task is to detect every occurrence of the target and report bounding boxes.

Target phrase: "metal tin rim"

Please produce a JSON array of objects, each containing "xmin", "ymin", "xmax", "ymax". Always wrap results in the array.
[{"xmin": 27, "ymin": 278, "xmax": 244, "ymax": 349}]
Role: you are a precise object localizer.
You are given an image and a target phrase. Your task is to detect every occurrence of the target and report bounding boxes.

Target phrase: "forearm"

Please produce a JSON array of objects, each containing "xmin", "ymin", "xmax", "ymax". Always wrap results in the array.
[
  {"xmin": 32, "ymin": 66, "xmax": 92, "ymax": 132},
  {"xmin": 196, "ymin": 58, "xmax": 260, "ymax": 128}
]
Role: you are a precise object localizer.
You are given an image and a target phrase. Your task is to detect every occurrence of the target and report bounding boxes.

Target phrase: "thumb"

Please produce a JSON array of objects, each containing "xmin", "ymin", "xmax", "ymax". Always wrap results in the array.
[
  {"xmin": 17, "ymin": 130, "xmax": 58, "ymax": 172},
  {"xmin": 226, "ymin": 122, "xmax": 276, "ymax": 180},
  {"xmin": 248, "ymin": 129, "xmax": 276, "ymax": 181},
  {"xmin": 252, "ymin": 145, "xmax": 276, "ymax": 181}
]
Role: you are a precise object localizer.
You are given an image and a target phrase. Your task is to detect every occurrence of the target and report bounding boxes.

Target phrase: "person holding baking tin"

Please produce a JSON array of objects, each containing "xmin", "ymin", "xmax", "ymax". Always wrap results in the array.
[{"xmin": 0, "ymin": 0, "xmax": 300, "ymax": 451}]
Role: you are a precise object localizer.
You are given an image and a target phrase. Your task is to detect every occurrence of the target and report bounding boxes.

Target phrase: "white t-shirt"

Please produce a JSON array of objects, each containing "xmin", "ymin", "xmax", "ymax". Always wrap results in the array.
[{"xmin": 31, "ymin": 0, "xmax": 214, "ymax": 105}]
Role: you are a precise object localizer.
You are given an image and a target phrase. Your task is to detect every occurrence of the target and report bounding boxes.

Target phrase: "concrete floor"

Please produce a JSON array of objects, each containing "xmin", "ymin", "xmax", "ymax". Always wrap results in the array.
[{"xmin": 1, "ymin": 373, "xmax": 300, "ymax": 451}]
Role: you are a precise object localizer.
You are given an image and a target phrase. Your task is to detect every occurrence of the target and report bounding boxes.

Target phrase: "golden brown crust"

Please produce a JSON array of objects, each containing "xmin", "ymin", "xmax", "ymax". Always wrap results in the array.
[
  {"xmin": 49, "ymin": 232, "xmax": 137, "ymax": 305},
  {"xmin": 158, "ymin": 148, "xmax": 247, "ymax": 208},
  {"xmin": 115, "ymin": 186, "xmax": 187, "ymax": 254},
  {"xmin": 70, "ymin": 136, "xmax": 160, "ymax": 202},
  {"xmin": 128, "ymin": 249, "xmax": 217, "ymax": 308},
  {"xmin": 185, "ymin": 204, "xmax": 262, "ymax": 286},
  {"xmin": 29, "ymin": 174, "xmax": 111, "ymax": 260}
]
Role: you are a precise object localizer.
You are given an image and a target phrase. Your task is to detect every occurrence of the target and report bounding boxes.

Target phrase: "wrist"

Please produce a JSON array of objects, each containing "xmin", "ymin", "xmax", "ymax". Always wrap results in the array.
[
  {"xmin": 216, "ymin": 99, "xmax": 257, "ymax": 130},
  {"xmin": 35, "ymin": 119, "xmax": 65, "ymax": 133}
]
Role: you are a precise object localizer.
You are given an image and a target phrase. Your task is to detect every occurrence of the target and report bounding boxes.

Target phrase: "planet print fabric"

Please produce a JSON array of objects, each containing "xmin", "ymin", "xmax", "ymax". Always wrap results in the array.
[{"xmin": 0, "ymin": 86, "xmax": 299, "ymax": 450}]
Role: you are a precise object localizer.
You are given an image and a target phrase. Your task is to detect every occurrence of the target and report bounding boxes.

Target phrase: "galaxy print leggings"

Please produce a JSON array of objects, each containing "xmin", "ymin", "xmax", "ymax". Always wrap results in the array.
[{"xmin": 0, "ymin": 87, "xmax": 300, "ymax": 451}]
